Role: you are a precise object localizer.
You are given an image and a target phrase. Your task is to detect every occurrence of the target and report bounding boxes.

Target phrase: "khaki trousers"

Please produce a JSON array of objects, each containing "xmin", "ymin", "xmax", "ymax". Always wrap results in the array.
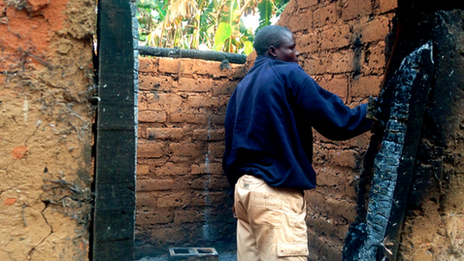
[{"xmin": 234, "ymin": 175, "xmax": 309, "ymax": 261}]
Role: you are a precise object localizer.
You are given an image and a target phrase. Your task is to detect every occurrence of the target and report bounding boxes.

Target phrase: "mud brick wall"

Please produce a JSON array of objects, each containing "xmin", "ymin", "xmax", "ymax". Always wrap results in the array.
[
  {"xmin": 0, "ymin": 0, "xmax": 95, "ymax": 260},
  {"xmin": 277, "ymin": 0, "xmax": 396, "ymax": 259},
  {"xmin": 135, "ymin": 57, "xmax": 246, "ymax": 258}
]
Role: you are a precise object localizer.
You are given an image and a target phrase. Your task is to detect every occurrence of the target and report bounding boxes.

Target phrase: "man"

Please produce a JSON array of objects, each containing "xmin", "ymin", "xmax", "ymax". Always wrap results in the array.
[{"xmin": 223, "ymin": 25, "xmax": 372, "ymax": 260}]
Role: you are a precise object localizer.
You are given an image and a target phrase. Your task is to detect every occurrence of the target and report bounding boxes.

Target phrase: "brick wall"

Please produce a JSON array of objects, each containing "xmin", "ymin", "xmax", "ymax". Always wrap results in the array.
[
  {"xmin": 277, "ymin": 0, "xmax": 396, "ymax": 259},
  {"xmin": 135, "ymin": 0, "xmax": 397, "ymax": 258},
  {"xmin": 135, "ymin": 57, "xmax": 246, "ymax": 258}
]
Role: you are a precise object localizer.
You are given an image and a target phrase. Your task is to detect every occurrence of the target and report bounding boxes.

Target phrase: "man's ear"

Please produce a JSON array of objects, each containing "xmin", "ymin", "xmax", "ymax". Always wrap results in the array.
[{"xmin": 268, "ymin": 45, "xmax": 277, "ymax": 58}]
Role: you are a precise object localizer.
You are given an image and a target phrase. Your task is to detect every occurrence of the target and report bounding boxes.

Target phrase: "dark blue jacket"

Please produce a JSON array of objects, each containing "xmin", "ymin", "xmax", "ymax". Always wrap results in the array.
[{"xmin": 223, "ymin": 56, "xmax": 372, "ymax": 193}]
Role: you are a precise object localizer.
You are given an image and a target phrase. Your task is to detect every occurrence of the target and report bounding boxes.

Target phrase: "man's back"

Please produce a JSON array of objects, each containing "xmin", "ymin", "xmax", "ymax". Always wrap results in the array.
[{"xmin": 223, "ymin": 25, "xmax": 373, "ymax": 261}]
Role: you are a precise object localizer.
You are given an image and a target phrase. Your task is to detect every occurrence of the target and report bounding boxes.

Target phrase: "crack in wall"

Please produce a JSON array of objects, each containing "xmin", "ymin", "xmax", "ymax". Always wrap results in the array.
[{"xmin": 27, "ymin": 203, "xmax": 53, "ymax": 259}]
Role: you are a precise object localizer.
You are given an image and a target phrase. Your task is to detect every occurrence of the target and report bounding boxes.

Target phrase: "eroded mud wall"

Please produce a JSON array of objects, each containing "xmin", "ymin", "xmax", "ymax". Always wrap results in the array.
[
  {"xmin": 277, "ymin": 0, "xmax": 395, "ymax": 259},
  {"xmin": 135, "ymin": 57, "xmax": 246, "ymax": 258},
  {"xmin": 0, "ymin": 0, "xmax": 95, "ymax": 260}
]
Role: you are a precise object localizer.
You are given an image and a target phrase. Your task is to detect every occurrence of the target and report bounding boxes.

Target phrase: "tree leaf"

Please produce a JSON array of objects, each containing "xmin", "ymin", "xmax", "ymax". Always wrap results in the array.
[
  {"xmin": 257, "ymin": 0, "xmax": 274, "ymax": 31},
  {"xmin": 213, "ymin": 22, "xmax": 232, "ymax": 51},
  {"xmin": 243, "ymin": 40, "xmax": 253, "ymax": 55}
]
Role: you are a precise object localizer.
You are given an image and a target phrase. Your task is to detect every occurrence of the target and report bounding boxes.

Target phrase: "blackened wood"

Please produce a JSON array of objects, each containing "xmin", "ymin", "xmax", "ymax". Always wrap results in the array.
[
  {"xmin": 93, "ymin": 0, "xmax": 136, "ymax": 260},
  {"xmin": 343, "ymin": 42, "xmax": 434, "ymax": 261},
  {"xmin": 384, "ymin": 45, "xmax": 434, "ymax": 260},
  {"xmin": 138, "ymin": 46, "xmax": 247, "ymax": 64}
]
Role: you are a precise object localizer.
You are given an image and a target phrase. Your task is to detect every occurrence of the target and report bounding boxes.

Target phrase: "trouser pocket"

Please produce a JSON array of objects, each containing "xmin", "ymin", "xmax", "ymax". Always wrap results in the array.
[{"xmin": 276, "ymin": 242, "xmax": 309, "ymax": 257}]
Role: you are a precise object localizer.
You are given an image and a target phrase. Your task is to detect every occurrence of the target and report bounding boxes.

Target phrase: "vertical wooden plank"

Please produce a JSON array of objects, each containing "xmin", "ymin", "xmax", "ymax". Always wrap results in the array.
[{"xmin": 93, "ymin": 0, "xmax": 136, "ymax": 260}]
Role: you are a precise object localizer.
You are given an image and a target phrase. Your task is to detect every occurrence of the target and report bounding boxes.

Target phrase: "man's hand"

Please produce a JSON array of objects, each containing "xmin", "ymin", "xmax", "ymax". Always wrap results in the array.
[{"xmin": 232, "ymin": 203, "xmax": 237, "ymax": 218}]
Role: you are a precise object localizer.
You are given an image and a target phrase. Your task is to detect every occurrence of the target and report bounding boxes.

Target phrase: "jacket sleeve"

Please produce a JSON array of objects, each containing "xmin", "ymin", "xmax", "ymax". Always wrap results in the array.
[{"xmin": 289, "ymin": 68, "xmax": 372, "ymax": 140}]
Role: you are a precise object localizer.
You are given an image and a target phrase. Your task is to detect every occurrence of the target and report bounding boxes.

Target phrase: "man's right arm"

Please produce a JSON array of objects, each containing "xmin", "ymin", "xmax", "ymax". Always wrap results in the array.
[{"xmin": 289, "ymin": 69, "xmax": 373, "ymax": 140}]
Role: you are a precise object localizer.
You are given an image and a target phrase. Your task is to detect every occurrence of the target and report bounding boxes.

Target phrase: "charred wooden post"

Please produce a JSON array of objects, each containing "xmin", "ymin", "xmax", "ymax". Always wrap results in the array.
[
  {"xmin": 344, "ymin": 42, "xmax": 434, "ymax": 261},
  {"xmin": 344, "ymin": 8, "xmax": 464, "ymax": 261},
  {"xmin": 92, "ymin": 0, "xmax": 137, "ymax": 260}
]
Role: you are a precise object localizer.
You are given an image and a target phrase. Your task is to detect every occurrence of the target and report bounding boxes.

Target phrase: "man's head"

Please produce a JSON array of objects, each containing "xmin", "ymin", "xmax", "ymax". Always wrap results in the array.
[{"xmin": 253, "ymin": 25, "xmax": 299, "ymax": 63}]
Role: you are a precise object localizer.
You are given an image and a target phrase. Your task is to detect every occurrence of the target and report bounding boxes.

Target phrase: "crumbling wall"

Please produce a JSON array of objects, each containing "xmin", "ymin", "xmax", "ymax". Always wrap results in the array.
[
  {"xmin": 135, "ymin": 57, "xmax": 246, "ymax": 258},
  {"xmin": 277, "ymin": 0, "xmax": 395, "ymax": 259},
  {"xmin": 0, "ymin": 0, "xmax": 95, "ymax": 260}
]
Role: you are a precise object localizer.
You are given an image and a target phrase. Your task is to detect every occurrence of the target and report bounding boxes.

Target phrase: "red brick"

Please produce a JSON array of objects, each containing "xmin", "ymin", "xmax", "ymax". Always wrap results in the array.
[
  {"xmin": 192, "ymin": 129, "xmax": 225, "ymax": 141},
  {"xmin": 137, "ymin": 164, "xmax": 150, "ymax": 175},
  {"xmin": 136, "ymin": 178, "xmax": 189, "ymax": 191},
  {"xmin": 313, "ymin": 3, "xmax": 338, "ymax": 28},
  {"xmin": 211, "ymin": 114, "xmax": 225, "ymax": 125},
  {"xmin": 302, "ymin": 54, "xmax": 328, "ymax": 75},
  {"xmin": 340, "ymin": 0, "xmax": 372, "ymax": 21},
  {"xmin": 316, "ymin": 168, "xmax": 340, "ymax": 187},
  {"xmin": 147, "ymin": 127, "xmax": 184, "ymax": 140},
  {"xmin": 298, "ymin": 0, "xmax": 318, "ymax": 9},
  {"xmin": 277, "ymin": 0, "xmax": 296, "ymax": 28},
  {"xmin": 208, "ymin": 144, "xmax": 225, "ymax": 158},
  {"xmin": 327, "ymin": 50, "xmax": 363, "ymax": 74},
  {"xmin": 159, "ymin": 58, "xmax": 181, "ymax": 74},
  {"xmin": 139, "ymin": 74, "xmax": 173, "ymax": 91},
  {"xmin": 332, "ymin": 199, "xmax": 357, "ymax": 222},
  {"xmin": 326, "ymin": 243, "xmax": 343, "ymax": 261},
  {"xmin": 138, "ymin": 57, "xmax": 159, "ymax": 73},
  {"xmin": 320, "ymin": 25, "xmax": 351, "ymax": 50},
  {"xmin": 168, "ymin": 156, "xmax": 192, "ymax": 164},
  {"xmin": 186, "ymin": 96, "xmax": 220, "ymax": 108},
  {"xmin": 297, "ymin": 32, "xmax": 320, "ymax": 54},
  {"xmin": 317, "ymin": 76, "xmax": 349, "ymax": 100},
  {"xmin": 157, "ymin": 192, "xmax": 191, "ymax": 207},
  {"xmin": 351, "ymin": 75, "xmax": 382, "ymax": 98},
  {"xmin": 138, "ymin": 157, "xmax": 169, "ymax": 168},
  {"xmin": 379, "ymin": 0, "xmax": 397, "ymax": 13},
  {"xmin": 353, "ymin": 16, "xmax": 390, "ymax": 43},
  {"xmin": 136, "ymin": 192, "xmax": 156, "ymax": 206},
  {"xmin": 137, "ymin": 141, "xmax": 165, "ymax": 158},
  {"xmin": 337, "ymin": 224, "xmax": 350, "ymax": 242},
  {"xmin": 330, "ymin": 149, "xmax": 359, "ymax": 168},
  {"xmin": 138, "ymin": 110, "xmax": 167, "ymax": 123},
  {"xmin": 209, "ymin": 175, "xmax": 229, "ymax": 189},
  {"xmin": 146, "ymin": 93, "xmax": 183, "ymax": 111},
  {"xmin": 169, "ymin": 143, "xmax": 203, "ymax": 157},
  {"xmin": 191, "ymin": 162, "xmax": 223, "ymax": 175},
  {"xmin": 156, "ymin": 162, "xmax": 190, "ymax": 176},
  {"xmin": 138, "ymin": 92, "xmax": 149, "ymax": 110},
  {"xmin": 178, "ymin": 77, "xmax": 215, "ymax": 92},
  {"xmin": 306, "ymin": 216, "xmax": 338, "ymax": 239},
  {"xmin": 288, "ymin": 9, "xmax": 313, "ymax": 32},
  {"xmin": 170, "ymin": 112, "xmax": 208, "ymax": 124},
  {"xmin": 136, "ymin": 210, "xmax": 173, "ymax": 225},
  {"xmin": 211, "ymin": 80, "xmax": 237, "ymax": 95},
  {"xmin": 189, "ymin": 174, "xmax": 228, "ymax": 190},
  {"xmin": 367, "ymin": 41, "xmax": 386, "ymax": 69},
  {"xmin": 191, "ymin": 192, "xmax": 229, "ymax": 206},
  {"xmin": 176, "ymin": 59, "xmax": 199, "ymax": 76},
  {"xmin": 305, "ymin": 190, "xmax": 326, "ymax": 209},
  {"xmin": 174, "ymin": 210, "xmax": 205, "ymax": 224}
]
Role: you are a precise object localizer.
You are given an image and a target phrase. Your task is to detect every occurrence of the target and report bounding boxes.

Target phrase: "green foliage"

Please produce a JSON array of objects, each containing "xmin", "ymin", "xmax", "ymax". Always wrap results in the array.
[{"xmin": 136, "ymin": 0, "xmax": 289, "ymax": 54}]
